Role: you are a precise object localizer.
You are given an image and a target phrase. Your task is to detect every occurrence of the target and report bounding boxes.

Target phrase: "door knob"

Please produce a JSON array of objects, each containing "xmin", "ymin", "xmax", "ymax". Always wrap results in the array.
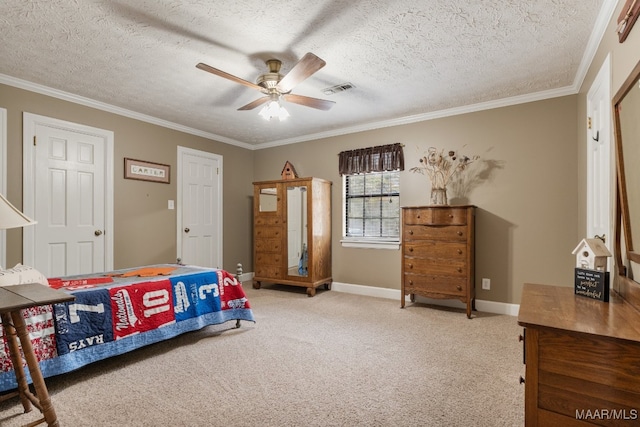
[
  {"xmin": 184, "ymin": 227, "xmax": 190, "ymax": 233},
  {"xmin": 94, "ymin": 230, "xmax": 103, "ymax": 236}
]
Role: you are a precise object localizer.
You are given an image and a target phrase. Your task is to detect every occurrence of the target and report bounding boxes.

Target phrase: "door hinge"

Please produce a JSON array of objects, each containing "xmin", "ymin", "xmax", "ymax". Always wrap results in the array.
[
  {"xmin": 217, "ymin": 167, "xmax": 219, "ymax": 175},
  {"xmin": 33, "ymin": 135, "xmax": 37, "ymax": 146},
  {"xmin": 587, "ymin": 117, "xmax": 592, "ymax": 130}
]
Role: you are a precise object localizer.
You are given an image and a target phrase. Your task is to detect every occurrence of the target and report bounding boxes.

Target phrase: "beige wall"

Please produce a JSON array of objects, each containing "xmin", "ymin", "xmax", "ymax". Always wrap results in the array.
[
  {"xmin": 0, "ymin": 84, "xmax": 255, "ymax": 272},
  {"xmin": 254, "ymin": 2, "xmax": 640, "ymax": 306},
  {"xmin": 254, "ymin": 97, "xmax": 578, "ymax": 304},
  {"xmin": 577, "ymin": 2, "xmax": 640, "ymax": 291},
  {"xmin": 3, "ymin": 2, "xmax": 639, "ymax": 305}
]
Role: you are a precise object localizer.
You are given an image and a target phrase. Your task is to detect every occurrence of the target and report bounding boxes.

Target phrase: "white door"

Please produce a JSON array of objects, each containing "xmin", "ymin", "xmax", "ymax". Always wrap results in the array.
[
  {"xmin": 23, "ymin": 113, "xmax": 114, "ymax": 277},
  {"xmin": 177, "ymin": 147, "xmax": 222, "ymax": 268},
  {"xmin": 586, "ymin": 54, "xmax": 612, "ymax": 252}
]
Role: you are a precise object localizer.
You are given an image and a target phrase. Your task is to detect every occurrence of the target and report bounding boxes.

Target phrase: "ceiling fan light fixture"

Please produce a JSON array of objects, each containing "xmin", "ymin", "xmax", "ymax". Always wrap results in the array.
[{"xmin": 259, "ymin": 99, "xmax": 289, "ymax": 121}]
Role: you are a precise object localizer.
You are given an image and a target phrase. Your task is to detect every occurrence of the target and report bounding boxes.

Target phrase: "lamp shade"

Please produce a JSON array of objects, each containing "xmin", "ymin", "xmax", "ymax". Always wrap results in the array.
[
  {"xmin": 0, "ymin": 193, "xmax": 37, "ymax": 230},
  {"xmin": 259, "ymin": 100, "xmax": 290, "ymax": 121}
]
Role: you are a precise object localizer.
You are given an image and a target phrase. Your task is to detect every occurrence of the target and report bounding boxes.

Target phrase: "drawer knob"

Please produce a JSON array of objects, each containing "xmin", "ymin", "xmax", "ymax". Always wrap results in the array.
[
  {"xmin": 457, "ymin": 249, "xmax": 462, "ymax": 255},
  {"xmin": 409, "ymin": 247, "xmax": 414, "ymax": 252},
  {"xmin": 519, "ymin": 376, "xmax": 525, "ymax": 385},
  {"xmin": 457, "ymin": 231, "xmax": 463, "ymax": 236},
  {"xmin": 417, "ymin": 215, "xmax": 421, "ymax": 218},
  {"xmin": 409, "ymin": 280, "xmax": 413, "ymax": 285},
  {"xmin": 456, "ymin": 285, "xmax": 462, "ymax": 291},
  {"xmin": 409, "ymin": 264, "xmax": 413, "ymax": 269},
  {"xmin": 457, "ymin": 267, "xmax": 462, "ymax": 273},
  {"xmin": 449, "ymin": 214, "xmax": 454, "ymax": 218},
  {"xmin": 409, "ymin": 230, "xmax": 414, "ymax": 235}
]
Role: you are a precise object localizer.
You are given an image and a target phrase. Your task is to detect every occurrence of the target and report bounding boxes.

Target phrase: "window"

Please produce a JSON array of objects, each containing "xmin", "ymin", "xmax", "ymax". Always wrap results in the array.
[
  {"xmin": 344, "ymin": 171, "xmax": 400, "ymax": 240},
  {"xmin": 338, "ymin": 143, "xmax": 404, "ymax": 249}
]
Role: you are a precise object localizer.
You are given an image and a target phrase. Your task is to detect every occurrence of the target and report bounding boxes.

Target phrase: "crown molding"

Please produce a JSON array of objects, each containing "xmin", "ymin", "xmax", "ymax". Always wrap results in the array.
[
  {"xmin": 0, "ymin": 73, "xmax": 254, "ymax": 150},
  {"xmin": 253, "ymin": 84, "xmax": 577, "ymax": 149}
]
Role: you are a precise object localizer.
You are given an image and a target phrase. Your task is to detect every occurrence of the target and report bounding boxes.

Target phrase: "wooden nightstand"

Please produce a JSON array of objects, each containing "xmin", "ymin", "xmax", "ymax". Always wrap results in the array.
[{"xmin": 0, "ymin": 283, "xmax": 75, "ymax": 427}]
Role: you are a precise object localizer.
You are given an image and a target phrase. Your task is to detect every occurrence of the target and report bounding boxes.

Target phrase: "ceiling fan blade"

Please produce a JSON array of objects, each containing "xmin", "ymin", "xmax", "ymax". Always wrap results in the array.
[
  {"xmin": 282, "ymin": 94, "xmax": 335, "ymax": 111},
  {"xmin": 238, "ymin": 96, "xmax": 271, "ymax": 111},
  {"xmin": 276, "ymin": 52, "xmax": 326, "ymax": 94},
  {"xmin": 196, "ymin": 63, "xmax": 264, "ymax": 91}
]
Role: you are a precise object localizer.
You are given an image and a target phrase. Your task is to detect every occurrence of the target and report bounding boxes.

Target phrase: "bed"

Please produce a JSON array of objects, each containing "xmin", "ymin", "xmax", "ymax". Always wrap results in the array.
[{"xmin": 0, "ymin": 264, "xmax": 254, "ymax": 393}]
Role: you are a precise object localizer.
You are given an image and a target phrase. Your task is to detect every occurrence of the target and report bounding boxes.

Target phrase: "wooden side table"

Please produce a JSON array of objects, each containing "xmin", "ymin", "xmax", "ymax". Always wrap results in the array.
[{"xmin": 0, "ymin": 283, "xmax": 75, "ymax": 427}]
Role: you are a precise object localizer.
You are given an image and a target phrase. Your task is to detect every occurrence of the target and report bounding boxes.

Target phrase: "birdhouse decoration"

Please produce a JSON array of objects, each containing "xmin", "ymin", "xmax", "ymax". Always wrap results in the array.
[
  {"xmin": 572, "ymin": 238, "xmax": 612, "ymax": 271},
  {"xmin": 281, "ymin": 161, "xmax": 298, "ymax": 180}
]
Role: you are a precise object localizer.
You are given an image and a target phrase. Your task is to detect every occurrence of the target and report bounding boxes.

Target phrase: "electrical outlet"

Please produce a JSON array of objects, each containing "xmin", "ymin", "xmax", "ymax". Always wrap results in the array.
[{"xmin": 482, "ymin": 278, "xmax": 491, "ymax": 290}]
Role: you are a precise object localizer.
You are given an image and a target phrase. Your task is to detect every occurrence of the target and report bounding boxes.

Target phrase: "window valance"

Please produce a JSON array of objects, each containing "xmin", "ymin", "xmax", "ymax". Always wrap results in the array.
[{"xmin": 338, "ymin": 143, "xmax": 404, "ymax": 176}]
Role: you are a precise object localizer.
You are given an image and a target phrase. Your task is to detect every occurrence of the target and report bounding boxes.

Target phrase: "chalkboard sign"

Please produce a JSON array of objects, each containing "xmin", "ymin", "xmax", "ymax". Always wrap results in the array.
[{"xmin": 574, "ymin": 268, "xmax": 610, "ymax": 302}]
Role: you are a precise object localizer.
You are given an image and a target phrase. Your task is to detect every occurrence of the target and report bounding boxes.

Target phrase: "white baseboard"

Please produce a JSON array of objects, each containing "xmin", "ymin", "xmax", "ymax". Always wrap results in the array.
[
  {"xmin": 241, "ymin": 272, "xmax": 520, "ymax": 316},
  {"xmin": 331, "ymin": 282, "xmax": 520, "ymax": 316}
]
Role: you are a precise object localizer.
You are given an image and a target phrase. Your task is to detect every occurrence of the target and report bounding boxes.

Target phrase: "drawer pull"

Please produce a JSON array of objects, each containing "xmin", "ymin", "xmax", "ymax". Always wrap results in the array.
[
  {"xmin": 409, "ymin": 280, "xmax": 413, "ymax": 285},
  {"xmin": 457, "ymin": 268, "xmax": 462, "ymax": 273},
  {"xmin": 409, "ymin": 247, "xmax": 414, "ymax": 252},
  {"xmin": 449, "ymin": 214, "xmax": 454, "ymax": 218},
  {"xmin": 519, "ymin": 376, "xmax": 525, "ymax": 385},
  {"xmin": 409, "ymin": 230, "xmax": 414, "ymax": 235},
  {"xmin": 457, "ymin": 249, "xmax": 462, "ymax": 255},
  {"xmin": 408, "ymin": 264, "xmax": 413, "ymax": 269},
  {"xmin": 417, "ymin": 215, "xmax": 421, "ymax": 219},
  {"xmin": 457, "ymin": 231, "xmax": 463, "ymax": 236},
  {"xmin": 456, "ymin": 285, "xmax": 462, "ymax": 291}
]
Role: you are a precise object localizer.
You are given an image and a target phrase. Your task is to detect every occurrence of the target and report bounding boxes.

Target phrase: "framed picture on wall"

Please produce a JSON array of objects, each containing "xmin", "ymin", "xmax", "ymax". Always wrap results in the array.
[{"xmin": 124, "ymin": 158, "xmax": 170, "ymax": 184}]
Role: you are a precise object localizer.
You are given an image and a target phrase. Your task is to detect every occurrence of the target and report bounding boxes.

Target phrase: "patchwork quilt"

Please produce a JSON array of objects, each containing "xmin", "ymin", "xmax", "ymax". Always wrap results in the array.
[{"xmin": 0, "ymin": 264, "xmax": 254, "ymax": 393}]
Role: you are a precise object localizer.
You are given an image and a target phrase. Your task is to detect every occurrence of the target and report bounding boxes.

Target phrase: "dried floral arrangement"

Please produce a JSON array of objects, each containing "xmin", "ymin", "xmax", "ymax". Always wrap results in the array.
[{"xmin": 411, "ymin": 147, "xmax": 479, "ymax": 205}]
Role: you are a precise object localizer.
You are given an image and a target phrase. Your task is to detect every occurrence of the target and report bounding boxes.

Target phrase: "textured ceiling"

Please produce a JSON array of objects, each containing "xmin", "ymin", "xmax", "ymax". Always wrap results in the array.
[{"xmin": 0, "ymin": 1, "xmax": 613, "ymax": 148}]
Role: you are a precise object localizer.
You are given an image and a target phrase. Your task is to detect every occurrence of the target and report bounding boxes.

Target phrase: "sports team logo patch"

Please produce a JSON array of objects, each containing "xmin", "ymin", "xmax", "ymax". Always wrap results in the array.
[
  {"xmin": 171, "ymin": 272, "xmax": 222, "ymax": 322},
  {"xmin": 110, "ymin": 279, "xmax": 176, "ymax": 339}
]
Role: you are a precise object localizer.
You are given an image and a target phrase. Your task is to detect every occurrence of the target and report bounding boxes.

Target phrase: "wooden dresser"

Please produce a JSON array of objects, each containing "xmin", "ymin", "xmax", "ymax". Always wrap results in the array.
[
  {"xmin": 401, "ymin": 205, "xmax": 475, "ymax": 318},
  {"xmin": 518, "ymin": 283, "xmax": 640, "ymax": 426}
]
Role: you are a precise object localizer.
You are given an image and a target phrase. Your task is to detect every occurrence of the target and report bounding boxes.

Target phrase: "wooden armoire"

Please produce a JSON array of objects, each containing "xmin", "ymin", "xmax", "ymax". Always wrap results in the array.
[{"xmin": 252, "ymin": 177, "xmax": 332, "ymax": 296}]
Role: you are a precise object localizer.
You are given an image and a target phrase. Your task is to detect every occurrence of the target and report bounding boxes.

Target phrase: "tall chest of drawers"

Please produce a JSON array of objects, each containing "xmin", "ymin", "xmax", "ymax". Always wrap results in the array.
[{"xmin": 401, "ymin": 205, "xmax": 476, "ymax": 318}]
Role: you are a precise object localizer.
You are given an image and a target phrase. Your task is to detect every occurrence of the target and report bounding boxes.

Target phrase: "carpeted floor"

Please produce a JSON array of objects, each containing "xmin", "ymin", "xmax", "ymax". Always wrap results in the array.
[{"xmin": 0, "ymin": 284, "xmax": 524, "ymax": 426}]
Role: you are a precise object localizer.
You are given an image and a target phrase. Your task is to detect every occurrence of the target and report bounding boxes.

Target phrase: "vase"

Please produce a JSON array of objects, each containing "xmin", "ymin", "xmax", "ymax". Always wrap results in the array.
[{"xmin": 430, "ymin": 187, "xmax": 448, "ymax": 205}]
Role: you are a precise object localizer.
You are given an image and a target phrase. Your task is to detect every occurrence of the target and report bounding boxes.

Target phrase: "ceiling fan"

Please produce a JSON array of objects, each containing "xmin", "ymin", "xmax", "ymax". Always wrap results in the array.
[{"xmin": 196, "ymin": 52, "xmax": 335, "ymax": 119}]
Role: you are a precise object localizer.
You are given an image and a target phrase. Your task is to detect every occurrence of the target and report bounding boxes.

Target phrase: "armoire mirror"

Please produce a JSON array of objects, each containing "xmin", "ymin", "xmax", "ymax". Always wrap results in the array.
[
  {"xmin": 613, "ymin": 58, "xmax": 640, "ymax": 308},
  {"xmin": 286, "ymin": 185, "xmax": 308, "ymax": 277},
  {"xmin": 259, "ymin": 188, "xmax": 277, "ymax": 212}
]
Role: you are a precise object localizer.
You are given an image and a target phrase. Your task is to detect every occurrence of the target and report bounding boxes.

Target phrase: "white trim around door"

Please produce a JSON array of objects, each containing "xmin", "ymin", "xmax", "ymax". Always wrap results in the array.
[
  {"xmin": 176, "ymin": 146, "xmax": 223, "ymax": 269},
  {"xmin": 0, "ymin": 108, "xmax": 6, "ymax": 268},
  {"xmin": 22, "ymin": 112, "xmax": 114, "ymax": 272}
]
